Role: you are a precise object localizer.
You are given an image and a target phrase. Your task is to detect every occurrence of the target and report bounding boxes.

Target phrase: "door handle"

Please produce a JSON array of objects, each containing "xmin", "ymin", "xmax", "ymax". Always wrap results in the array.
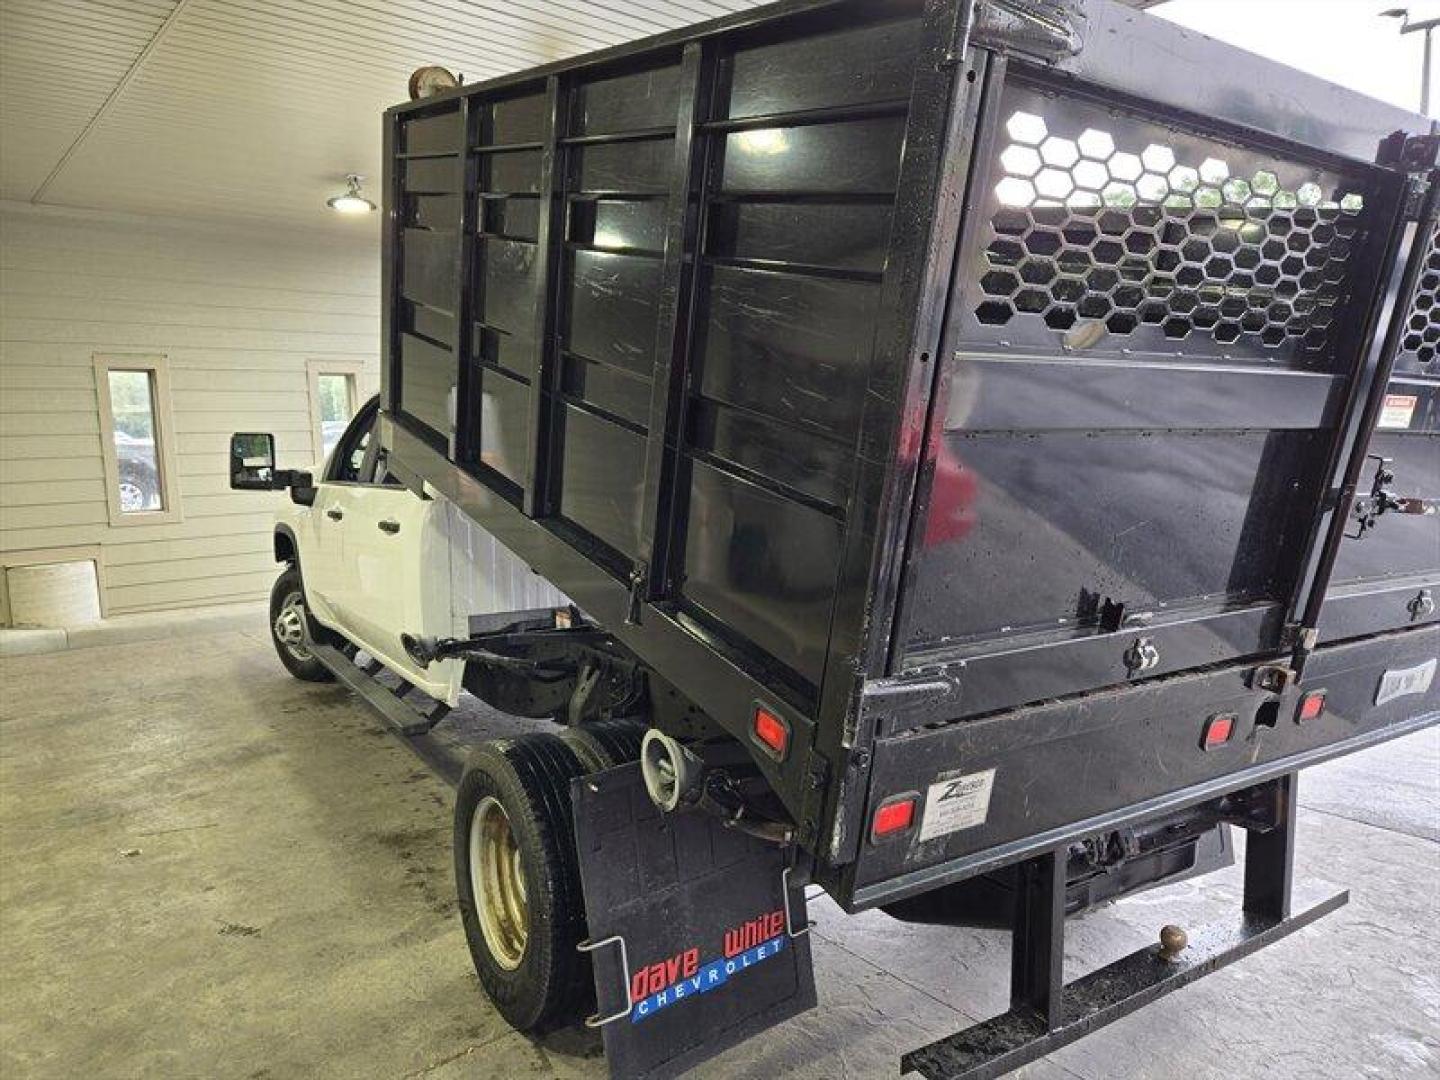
[
  {"xmin": 378, "ymin": 519, "xmax": 401, "ymax": 535},
  {"xmin": 326, "ymin": 508, "xmax": 344, "ymax": 521}
]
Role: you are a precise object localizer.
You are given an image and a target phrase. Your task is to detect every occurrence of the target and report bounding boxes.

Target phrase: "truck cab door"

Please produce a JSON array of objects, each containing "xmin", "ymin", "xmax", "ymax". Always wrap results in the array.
[
  {"xmin": 315, "ymin": 398, "xmax": 462, "ymax": 704},
  {"xmin": 296, "ymin": 483, "xmax": 349, "ymax": 630}
]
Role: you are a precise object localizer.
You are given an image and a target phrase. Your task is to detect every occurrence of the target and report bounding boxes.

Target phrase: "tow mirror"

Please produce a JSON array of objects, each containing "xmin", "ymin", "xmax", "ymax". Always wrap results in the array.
[{"xmin": 230, "ymin": 432, "xmax": 277, "ymax": 490}]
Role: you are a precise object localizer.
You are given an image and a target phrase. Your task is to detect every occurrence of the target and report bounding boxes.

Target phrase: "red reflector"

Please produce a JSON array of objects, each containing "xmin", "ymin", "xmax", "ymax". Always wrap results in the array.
[
  {"xmin": 872, "ymin": 797, "xmax": 916, "ymax": 839},
  {"xmin": 1201, "ymin": 712, "xmax": 1236, "ymax": 750},
  {"xmin": 1297, "ymin": 691, "xmax": 1326, "ymax": 723},
  {"xmin": 752, "ymin": 706, "xmax": 789, "ymax": 759}
]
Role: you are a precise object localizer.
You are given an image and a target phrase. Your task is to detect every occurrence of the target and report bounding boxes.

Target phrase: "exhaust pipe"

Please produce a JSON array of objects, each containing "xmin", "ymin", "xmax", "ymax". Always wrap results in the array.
[
  {"xmin": 641, "ymin": 729, "xmax": 706, "ymax": 812},
  {"xmin": 639, "ymin": 728, "xmax": 796, "ymax": 845}
]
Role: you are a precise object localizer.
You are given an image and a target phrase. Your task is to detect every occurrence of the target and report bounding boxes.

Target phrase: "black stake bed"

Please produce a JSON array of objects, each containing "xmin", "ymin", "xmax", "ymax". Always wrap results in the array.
[{"xmin": 370, "ymin": 0, "xmax": 1440, "ymax": 1073}]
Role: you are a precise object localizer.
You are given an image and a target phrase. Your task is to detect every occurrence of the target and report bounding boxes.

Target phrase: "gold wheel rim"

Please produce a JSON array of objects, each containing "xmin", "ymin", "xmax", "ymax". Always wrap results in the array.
[{"xmin": 470, "ymin": 796, "xmax": 528, "ymax": 970}]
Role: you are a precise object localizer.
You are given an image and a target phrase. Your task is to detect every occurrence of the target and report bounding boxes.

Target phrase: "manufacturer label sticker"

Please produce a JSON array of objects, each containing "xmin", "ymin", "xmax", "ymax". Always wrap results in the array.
[
  {"xmin": 1375, "ymin": 658, "xmax": 1436, "ymax": 706},
  {"xmin": 1378, "ymin": 394, "xmax": 1417, "ymax": 430},
  {"xmin": 919, "ymin": 768, "xmax": 996, "ymax": 842}
]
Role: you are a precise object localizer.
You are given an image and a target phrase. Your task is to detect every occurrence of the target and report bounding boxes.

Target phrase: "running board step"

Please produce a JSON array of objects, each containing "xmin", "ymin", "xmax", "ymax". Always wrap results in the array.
[{"xmin": 310, "ymin": 642, "xmax": 450, "ymax": 737}]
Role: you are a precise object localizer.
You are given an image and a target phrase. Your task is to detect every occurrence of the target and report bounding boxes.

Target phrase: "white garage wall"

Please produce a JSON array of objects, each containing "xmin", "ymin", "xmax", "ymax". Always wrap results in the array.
[{"xmin": 0, "ymin": 203, "xmax": 380, "ymax": 619}]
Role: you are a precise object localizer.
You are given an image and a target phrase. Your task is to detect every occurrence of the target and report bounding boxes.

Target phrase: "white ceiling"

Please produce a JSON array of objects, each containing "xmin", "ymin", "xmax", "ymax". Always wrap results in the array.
[
  {"xmin": 2, "ymin": 2, "xmax": 1410, "ymax": 231},
  {"xmin": 0, "ymin": 0, "xmax": 760, "ymax": 229}
]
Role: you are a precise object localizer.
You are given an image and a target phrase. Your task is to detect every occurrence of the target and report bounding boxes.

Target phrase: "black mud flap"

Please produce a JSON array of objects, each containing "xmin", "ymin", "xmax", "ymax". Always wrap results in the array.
[{"xmin": 572, "ymin": 763, "xmax": 817, "ymax": 1079}]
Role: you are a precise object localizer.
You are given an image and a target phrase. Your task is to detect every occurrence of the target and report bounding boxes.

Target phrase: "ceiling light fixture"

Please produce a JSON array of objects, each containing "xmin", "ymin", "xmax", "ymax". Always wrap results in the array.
[
  {"xmin": 408, "ymin": 65, "xmax": 461, "ymax": 101},
  {"xmin": 327, "ymin": 174, "xmax": 375, "ymax": 214}
]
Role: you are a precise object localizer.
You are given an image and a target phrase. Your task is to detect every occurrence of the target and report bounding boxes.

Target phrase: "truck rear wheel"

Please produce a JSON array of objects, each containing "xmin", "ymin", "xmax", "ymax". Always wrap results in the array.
[
  {"xmin": 558, "ymin": 717, "xmax": 646, "ymax": 773},
  {"xmin": 269, "ymin": 566, "xmax": 334, "ymax": 683},
  {"xmin": 454, "ymin": 735, "xmax": 591, "ymax": 1033}
]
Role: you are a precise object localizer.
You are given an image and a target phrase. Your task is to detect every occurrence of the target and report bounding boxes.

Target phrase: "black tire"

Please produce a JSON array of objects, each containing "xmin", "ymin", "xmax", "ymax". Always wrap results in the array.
[
  {"xmin": 268, "ymin": 566, "xmax": 334, "ymax": 683},
  {"xmin": 454, "ymin": 735, "xmax": 592, "ymax": 1033},
  {"xmin": 559, "ymin": 717, "xmax": 647, "ymax": 773}
]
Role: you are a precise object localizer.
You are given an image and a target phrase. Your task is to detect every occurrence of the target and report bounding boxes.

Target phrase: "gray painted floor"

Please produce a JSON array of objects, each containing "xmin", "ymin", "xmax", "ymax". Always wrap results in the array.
[{"xmin": 1, "ymin": 623, "xmax": 1436, "ymax": 1079}]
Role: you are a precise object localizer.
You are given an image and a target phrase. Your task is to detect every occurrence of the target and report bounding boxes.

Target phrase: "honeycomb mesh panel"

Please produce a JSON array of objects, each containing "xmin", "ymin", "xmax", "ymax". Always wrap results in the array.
[
  {"xmin": 969, "ymin": 87, "xmax": 1372, "ymax": 366},
  {"xmin": 1397, "ymin": 218, "xmax": 1440, "ymax": 374}
]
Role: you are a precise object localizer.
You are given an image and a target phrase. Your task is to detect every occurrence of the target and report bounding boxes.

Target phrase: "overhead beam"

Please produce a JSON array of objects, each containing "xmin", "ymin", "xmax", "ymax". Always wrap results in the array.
[{"xmin": 30, "ymin": 0, "xmax": 196, "ymax": 205}]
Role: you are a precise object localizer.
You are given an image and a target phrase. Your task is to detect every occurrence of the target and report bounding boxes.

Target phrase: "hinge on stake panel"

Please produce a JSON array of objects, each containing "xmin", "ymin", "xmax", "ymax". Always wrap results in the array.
[
  {"xmin": 624, "ymin": 560, "xmax": 648, "ymax": 626},
  {"xmin": 967, "ymin": 0, "xmax": 1085, "ymax": 64},
  {"xmin": 1404, "ymin": 175, "xmax": 1433, "ymax": 221},
  {"xmin": 1250, "ymin": 662, "xmax": 1299, "ymax": 694},
  {"xmin": 1378, "ymin": 130, "xmax": 1440, "ymax": 171},
  {"xmin": 793, "ymin": 749, "xmax": 831, "ymax": 851},
  {"xmin": 940, "ymin": 0, "xmax": 977, "ymax": 68},
  {"xmin": 1377, "ymin": 130, "xmax": 1440, "ymax": 218},
  {"xmin": 1260, "ymin": 624, "xmax": 1315, "ymax": 687}
]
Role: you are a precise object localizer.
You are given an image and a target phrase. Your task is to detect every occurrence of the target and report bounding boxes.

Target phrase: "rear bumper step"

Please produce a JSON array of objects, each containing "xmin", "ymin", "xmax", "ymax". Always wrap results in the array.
[
  {"xmin": 903, "ymin": 887, "xmax": 1348, "ymax": 1080},
  {"xmin": 901, "ymin": 770, "xmax": 1339, "ymax": 1080}
]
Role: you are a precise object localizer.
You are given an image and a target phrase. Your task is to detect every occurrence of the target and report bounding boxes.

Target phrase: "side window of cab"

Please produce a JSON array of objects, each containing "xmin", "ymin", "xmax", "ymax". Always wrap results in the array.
[{"xmin": 325, "ymin": 396, "xmax": 379, "ymax": 484}]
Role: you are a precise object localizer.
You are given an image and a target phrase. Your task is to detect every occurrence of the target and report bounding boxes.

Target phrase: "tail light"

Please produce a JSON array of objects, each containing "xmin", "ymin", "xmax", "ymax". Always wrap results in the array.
[
  {"xmin": 1200, "ymin": 712, "xmax": 1236, "ymax": 751},
  {"xmin": 1297, "ymin": 690, "xmax": 1327, "ymax": 723},
  {"xmin": 752, "ymin": 705, "xmax": 789, "ymax": 760},
  {"xmin": 871, "ymin": 794, "xmax": 918, "ymax": 842}
]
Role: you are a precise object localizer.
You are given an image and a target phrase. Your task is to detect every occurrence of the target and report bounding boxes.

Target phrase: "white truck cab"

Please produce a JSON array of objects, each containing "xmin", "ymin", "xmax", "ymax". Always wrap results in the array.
[{"xmin": 235, "ymin": 395, "xmax": 563, "ymax": 704}]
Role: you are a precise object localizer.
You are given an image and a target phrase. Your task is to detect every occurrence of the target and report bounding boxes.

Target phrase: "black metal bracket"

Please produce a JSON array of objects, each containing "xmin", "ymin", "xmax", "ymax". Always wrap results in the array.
[
  {"xmin": 970, "ymin": 0, "xmax": 1085, "ymax": 62},
  {"xmin": 1248, "ymin": 661, "xmax": 1298, "ymax": 693},
  {"xmin": 401, "ymin": 630, "xmax": 582, "ymax": 676},
  {"xmin": 1404, "ymin": 173, "xmax": 1434, "ymax": 222},
  {"xmin": 902, "ymin": 773, "xmax": 1348, "ymax": 1080},
  {"xmin": 1348, "ymin": 453, "xmax": 1439, "ymax": 540},
  {"xmin": 625, "ymin": 560, "xmax": 649, "ymax": 627},
  {"xmin": 1378, "ymin": 129, "xmax": 1440, "ymax": 175}
]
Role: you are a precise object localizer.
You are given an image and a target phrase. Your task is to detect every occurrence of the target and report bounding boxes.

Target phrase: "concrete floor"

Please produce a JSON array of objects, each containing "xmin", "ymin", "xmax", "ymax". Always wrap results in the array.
[{"xmin": 2, "ymin": 621, "xmax": 1437, "ymax": 1080}]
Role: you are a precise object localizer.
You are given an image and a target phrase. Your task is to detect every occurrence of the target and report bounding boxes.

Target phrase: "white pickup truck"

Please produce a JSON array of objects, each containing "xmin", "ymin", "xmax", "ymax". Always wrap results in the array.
[{"xmin": 236, "ymin": 395, "xmax": 563, "ymax": 703}]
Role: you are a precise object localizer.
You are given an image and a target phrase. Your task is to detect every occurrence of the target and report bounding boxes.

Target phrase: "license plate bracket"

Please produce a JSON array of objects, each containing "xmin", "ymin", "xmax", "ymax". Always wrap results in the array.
[{"xmin": 1375, "ymin": 657, "xmax": 1437, "ymax": 705}]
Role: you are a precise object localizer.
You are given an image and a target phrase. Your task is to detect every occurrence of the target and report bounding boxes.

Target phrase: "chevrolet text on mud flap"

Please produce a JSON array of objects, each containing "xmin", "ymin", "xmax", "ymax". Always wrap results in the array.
[{"xmin": 629, "ymin": 910, "xmax": 788, "ymax": 1023}]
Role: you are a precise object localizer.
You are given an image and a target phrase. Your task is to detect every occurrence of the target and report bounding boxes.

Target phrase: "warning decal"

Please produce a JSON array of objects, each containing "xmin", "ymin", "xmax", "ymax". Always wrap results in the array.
[
  {"xmin": 919, "ymin": 768, "xmax": 996, "ymax": 842},
  {"xmin": 1378, "ymin": 394, "xmax": 1417, "ymax": 430}
]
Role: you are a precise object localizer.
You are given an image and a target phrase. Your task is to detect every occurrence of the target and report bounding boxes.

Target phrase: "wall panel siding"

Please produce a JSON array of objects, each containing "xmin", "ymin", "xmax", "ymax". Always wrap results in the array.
[
  {"xmin": 103, "ymin": 533, "xmax": 272, "ymax": 566},
  {"xmin": 0, "ymin": 412, "xmax": 101, "ymax": 436},
  {"xmin": 0, "ymin": 366, "xmax": 97, "ymax": 389},
  {"xmin": 0, "ymin": 205, "xmax": 379, "ymax": 617},
  {"xmin": 0, "ymin": 479, "xmax": 109, "ymax": 507},
  {"xmin": 0, "ymin": 513, "xmax": 260, "ymax": 555},
  {"xmin": 0, "ymin": 457, "xmax": 104, "ymax": 484}
]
